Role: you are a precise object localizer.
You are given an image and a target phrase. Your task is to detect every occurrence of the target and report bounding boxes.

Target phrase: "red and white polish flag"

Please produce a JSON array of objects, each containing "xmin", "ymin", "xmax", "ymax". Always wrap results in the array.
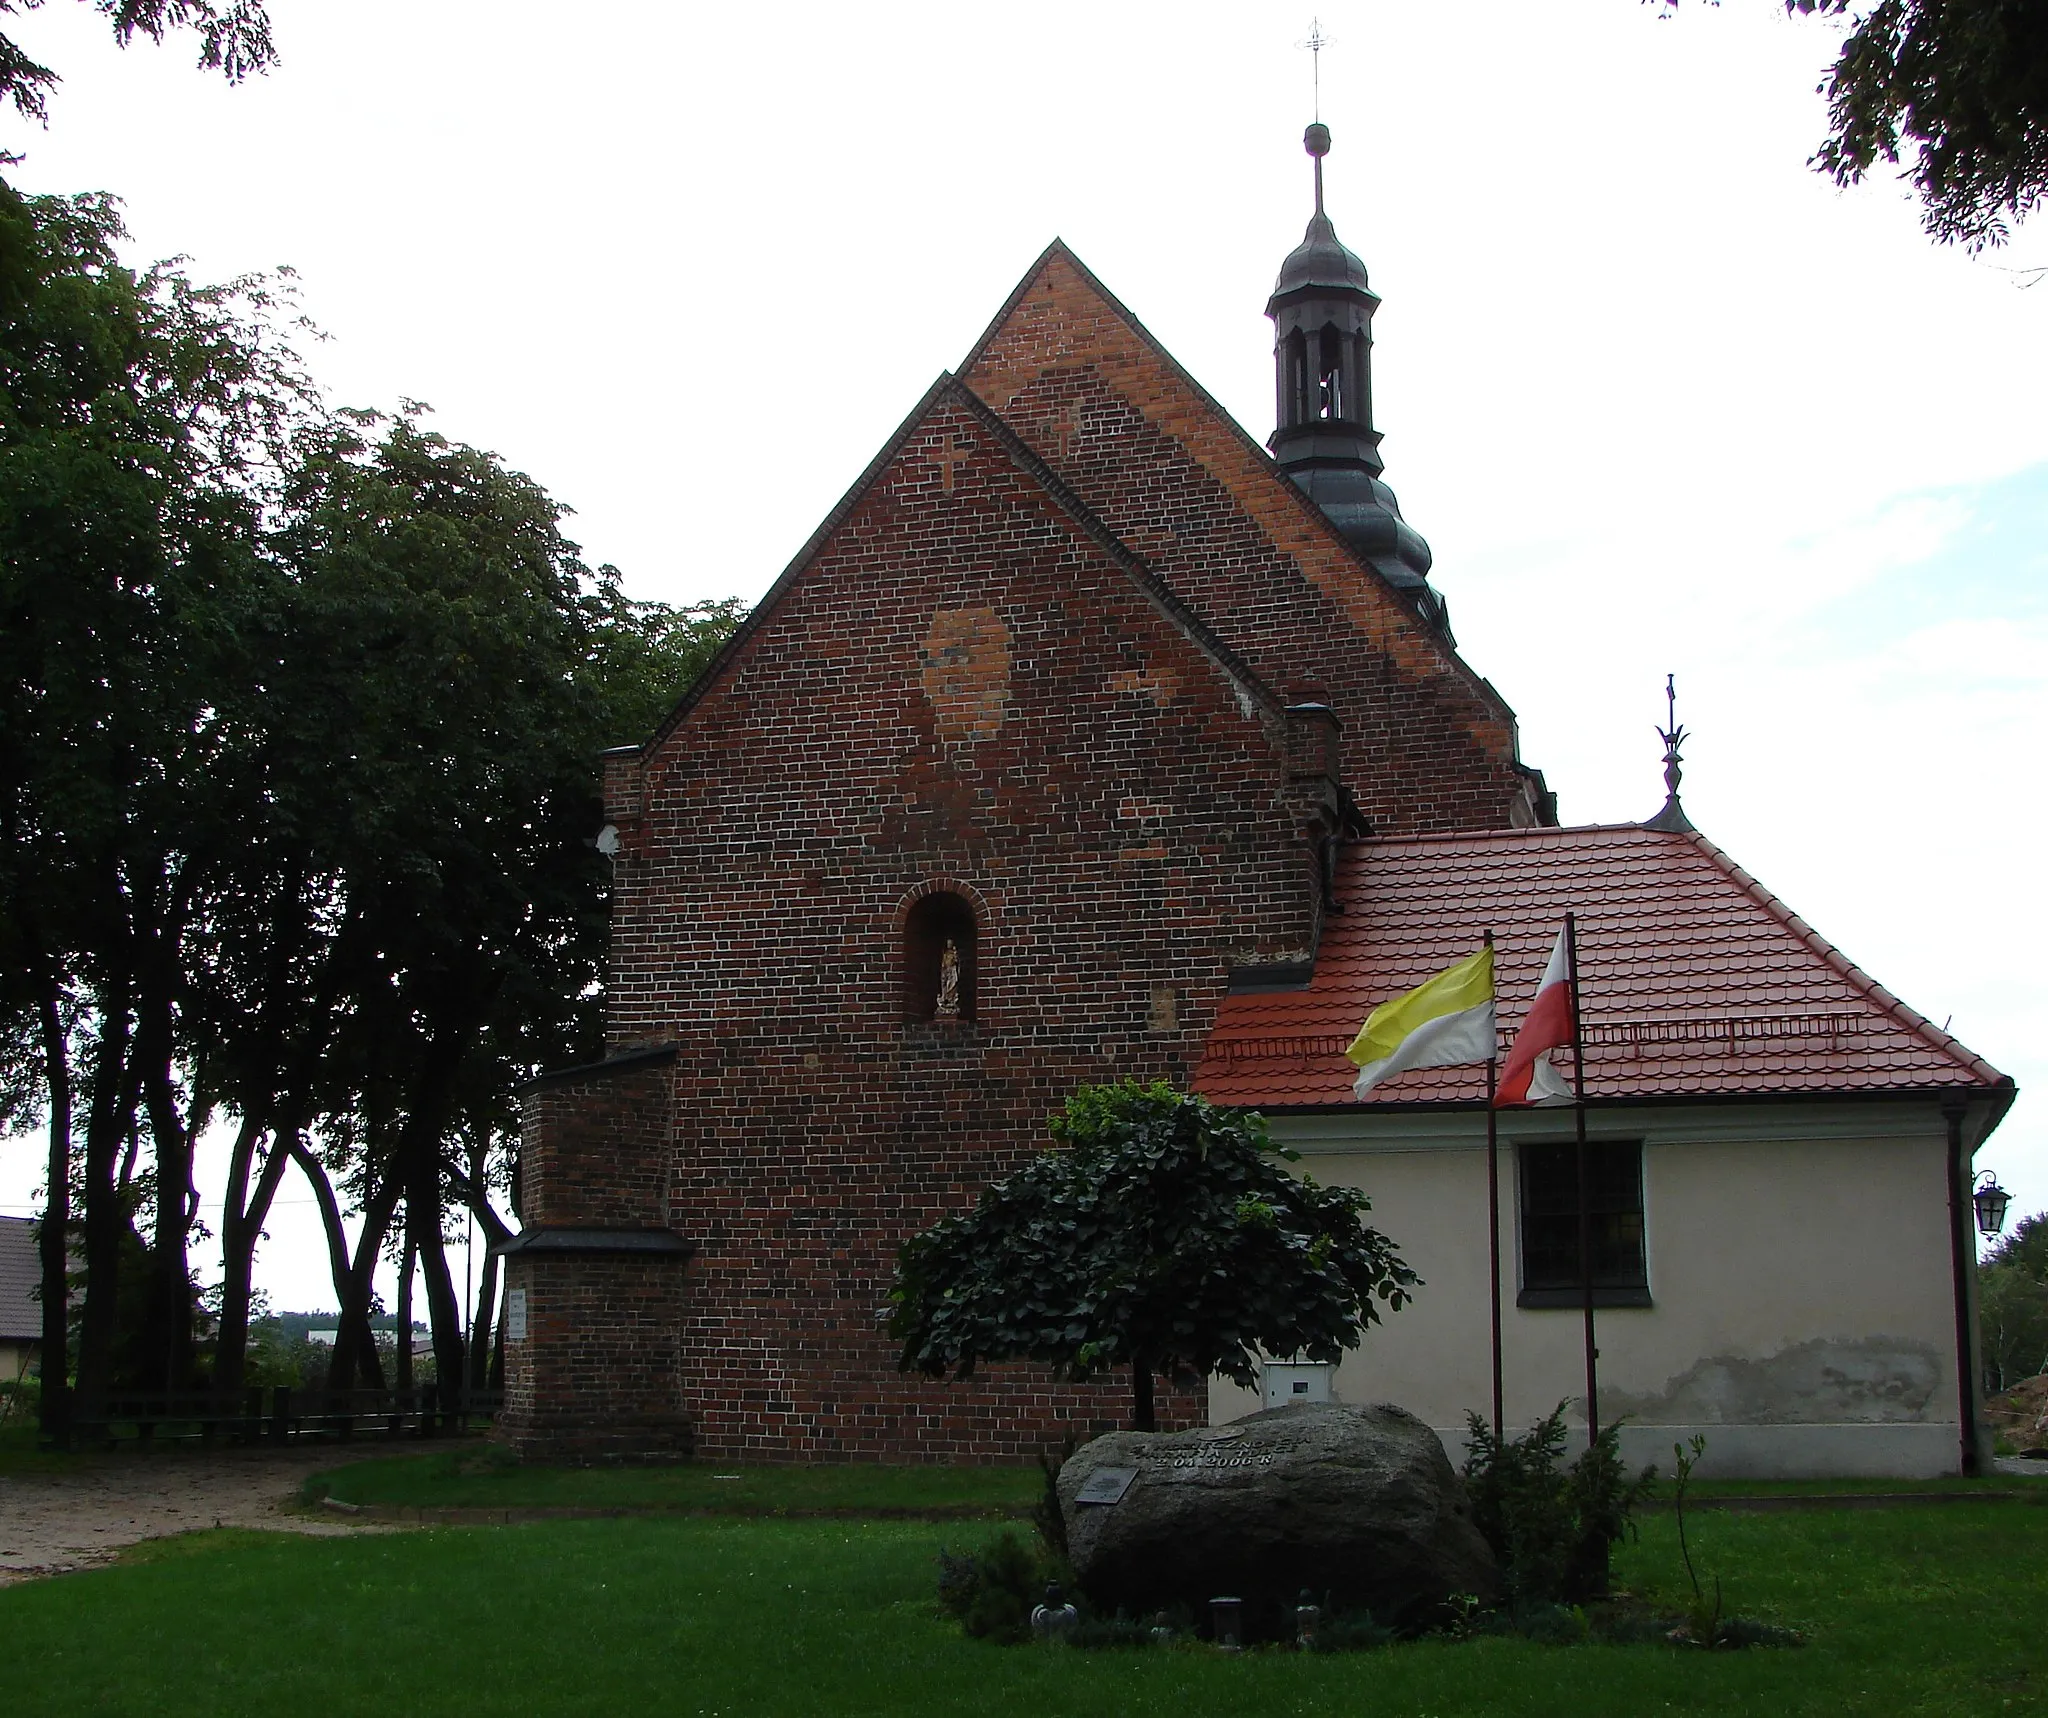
[{"xmin": 1494, "ymin": 924, "xmax": 1577, "ymax": 1108}]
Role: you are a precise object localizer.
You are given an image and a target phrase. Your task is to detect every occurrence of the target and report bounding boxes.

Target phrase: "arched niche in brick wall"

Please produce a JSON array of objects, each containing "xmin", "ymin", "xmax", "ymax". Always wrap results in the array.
[{"xmin": 896, "ymin": 879, "xmax": 988, "ymax": 1023}]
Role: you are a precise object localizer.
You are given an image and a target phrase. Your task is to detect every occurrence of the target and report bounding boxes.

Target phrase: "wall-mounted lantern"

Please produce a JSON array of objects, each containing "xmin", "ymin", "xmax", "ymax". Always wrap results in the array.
[{"xmin": 1974, "ymin": 1172, "xmax": 2012, "ymax": 1238}]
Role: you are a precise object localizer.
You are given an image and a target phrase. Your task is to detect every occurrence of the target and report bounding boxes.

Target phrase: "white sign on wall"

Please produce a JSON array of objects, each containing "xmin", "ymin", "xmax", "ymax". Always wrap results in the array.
[{"xmin": 506, "ymin": 1288, "xmax": 528, "ymax": 1342}]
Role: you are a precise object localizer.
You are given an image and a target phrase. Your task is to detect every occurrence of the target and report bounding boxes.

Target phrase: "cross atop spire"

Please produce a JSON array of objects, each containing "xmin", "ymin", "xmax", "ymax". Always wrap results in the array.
[
  {"xmin": 1299, "ymin": 18, "xmax": 1333, "ymax": 210},
  {"xmin": 1644, "ymin": 674, "xmax": 1697, "ymax": 833},
  {"xmin": 1301, "ymin": 17, "xmax": 1329, "ymax": 122}
]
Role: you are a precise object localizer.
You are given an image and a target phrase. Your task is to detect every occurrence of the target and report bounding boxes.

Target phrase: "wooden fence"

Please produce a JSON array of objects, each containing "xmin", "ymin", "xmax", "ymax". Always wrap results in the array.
[{"xmin": 59, "ymin": 1384, "xmax": 504, "ymax": 1448}]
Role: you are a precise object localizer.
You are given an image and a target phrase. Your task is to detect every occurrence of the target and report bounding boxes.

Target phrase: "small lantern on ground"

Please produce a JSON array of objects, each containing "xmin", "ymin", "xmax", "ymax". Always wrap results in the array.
[
  {"xmin": 1975, "ymin": 1172, "xmax": 2012, "ymax": 1238},
  {"xmin": 1210, "ymin": 1595, "xmax": 1244, "ymax": 1652},
  {"xmin": 1294, "ymin": 1588, "xmax": 1321, "ymax": 1650},
  {"xmin": 1030, "ymin": 1581, "xmax": 1078, "ymax": 1643}
]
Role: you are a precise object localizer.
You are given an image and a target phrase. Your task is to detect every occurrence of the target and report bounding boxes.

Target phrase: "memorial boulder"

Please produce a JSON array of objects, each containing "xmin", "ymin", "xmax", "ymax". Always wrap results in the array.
[{"xmin": 1057, "ymin": 1402, "xmax": 1497, "ymax": 1627}]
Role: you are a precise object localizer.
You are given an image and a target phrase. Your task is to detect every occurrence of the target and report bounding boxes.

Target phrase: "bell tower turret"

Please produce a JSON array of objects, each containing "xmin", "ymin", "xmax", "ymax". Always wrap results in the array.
[{"xmin": 1268, "ymin": 123, "xmax": 1442, "ymax": 628}]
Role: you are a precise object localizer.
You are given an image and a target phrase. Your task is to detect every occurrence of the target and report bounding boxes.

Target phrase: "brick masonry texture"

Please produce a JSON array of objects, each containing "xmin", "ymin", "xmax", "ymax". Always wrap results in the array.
[
  {"xmin": 513, "ymin": 250, "xmax": 1547, "ymax": 1464},
  {"xmin": 961, "ymin": 247, "xmax": 1542, "ymax": 835},
  {"xmin": 500, "ymin": 1055, "xmax": 697, "ymax": 1461},
  {"xmin": 521, "ymin": 1056, "xmax": 673, "ymax": 1228},
  {"xmin": 500, "ymin": 1251, "xmax": 693, "ymax": 1464}
]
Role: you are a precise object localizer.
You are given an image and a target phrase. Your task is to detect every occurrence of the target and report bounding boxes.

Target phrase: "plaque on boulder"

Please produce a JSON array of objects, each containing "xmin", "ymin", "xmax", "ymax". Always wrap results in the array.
[
  {"xmin": 1056, "ymin": 1402, "xmax": 1496, "ymax": 1627},
  {"xmin": 1071, "ymin": 1466, "xmax": 1139, "ymax": 1506}
]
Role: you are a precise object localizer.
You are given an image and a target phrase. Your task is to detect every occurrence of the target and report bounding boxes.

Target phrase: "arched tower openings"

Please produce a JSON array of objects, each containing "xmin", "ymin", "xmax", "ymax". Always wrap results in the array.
[{"xmin": 1267, "ymin": 122, "xmax": 1445, "ymax": 634}]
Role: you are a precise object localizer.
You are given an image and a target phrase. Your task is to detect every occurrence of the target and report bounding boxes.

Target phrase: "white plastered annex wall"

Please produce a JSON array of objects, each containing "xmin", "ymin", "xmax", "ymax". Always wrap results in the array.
[
  {"xmin": 0, "ymin": 1340, "xmax": 34, "ymax": 1384},
  {"xmin": 1208, "ymin": 1100, "xmax": 1984, "ymax": 1480}
]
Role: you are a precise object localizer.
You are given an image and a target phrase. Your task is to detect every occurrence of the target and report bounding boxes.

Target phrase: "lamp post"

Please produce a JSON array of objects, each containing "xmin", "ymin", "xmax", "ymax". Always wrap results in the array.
[{"xmin": 1974, "ymin": 1172, "xmax": 2012, "ymax": 1239}]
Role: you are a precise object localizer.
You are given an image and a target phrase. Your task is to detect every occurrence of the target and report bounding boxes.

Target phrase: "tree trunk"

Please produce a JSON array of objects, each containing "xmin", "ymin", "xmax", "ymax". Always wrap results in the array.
[
  {"xmin": 330, "ymin": 1177, "xmax": 400, "ymax": 1392},
  {"xmin": 388, "ymin": 1019, "xmax": 478, "ymax": 1409},
  {"xmin": 488, "ymin": 1299, "xmax": 506, "ymax": 1390},
  {"xmin": 467, "ymin": 1245, "xmax": 499, "ymax": 1394},
  {"xmin": 451, "ymin": 1158, "xmax": 513, "ymax": 1397},
  {"xmin": 213, "ymin": 1117, "xmax": 293, "ymax": 1397},
  {"xmin": 292, "ymin": 1136, "xmax": 352, "ymax": 1321},
  {"xmin": 394, "ymin": 1234, "xmax": 414, "ymax": 1395},
  {"xmin": 212, "ymin": 1112, "xmax": 265, "ymax": 1397},
  {"xmin": 35, "ymin": 978, "xmax": 71, "ymax": 1439},
  {"xmin": 415, "ymin": 1200, "xmax": 466, "ymax": 1412},
  {"xmin": 75, "ymin": 994, "xmax": 135, "ymax": 1408},
  {"xmin": 1132, "ymin": 1360, "xmax": 1156, "ymax": 1433},
  {"xmin": 292, "ymin": 1140, "xmax": 398, "ymax": 1394},
  {"xmin": 139, "ymin": 1010, "xmax": 202, "ymax": 1392}
]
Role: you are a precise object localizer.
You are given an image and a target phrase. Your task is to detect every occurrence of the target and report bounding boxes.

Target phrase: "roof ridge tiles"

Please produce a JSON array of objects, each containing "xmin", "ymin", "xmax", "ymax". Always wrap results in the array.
[{"xmin": 1350, "ymin": 821, "xmax": 1671, "ymax": 853}]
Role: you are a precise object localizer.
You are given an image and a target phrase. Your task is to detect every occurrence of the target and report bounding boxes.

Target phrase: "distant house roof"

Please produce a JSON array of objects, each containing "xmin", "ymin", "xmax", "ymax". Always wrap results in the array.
[
  {"xmin": 0, "ymin": 1216, "xmax": 41, "ymax": 1342},
  {"xmin": 1194, "ymin": 823, "xmax": 2010, "ymax": 1111}
]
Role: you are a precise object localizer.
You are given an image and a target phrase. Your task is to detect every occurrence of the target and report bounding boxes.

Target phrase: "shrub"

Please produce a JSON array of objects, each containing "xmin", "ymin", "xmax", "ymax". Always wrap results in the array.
[
  {"xmin": 1031, "ymin": 1436, "xmax": 1074, "ymax": 1563},
  {"xmin": 0, "ymin": 1373, "xmax": 40, "ymax": 1427},
  {"xmin": 936, "ymin": 1531, "xmax": 1054, "ymax": 1645},
  {"xmin": 1665, "ymin": 1433, "xmax": 1804, "ymax": 1649},
  {"xmin": 1311, "ymin": 1608, "xmax": 1396, "ymax": 1652},
  {"xmin": 1461, "ymin": 1405, "xmax": 1655, "ymax": 1606}
]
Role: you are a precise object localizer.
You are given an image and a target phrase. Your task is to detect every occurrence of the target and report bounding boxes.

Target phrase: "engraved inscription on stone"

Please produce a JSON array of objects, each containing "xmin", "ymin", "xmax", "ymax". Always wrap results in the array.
[
  {"xmin": 1073, "ymin": 1466, "xmax": 1139, "ymax": 1506},
  {"xmin": 1133, "ymin": 1426, "xmax": 1311, "ymax": 1482},
  {"xmin": 506, "ymin": 1287, "xmax": 529, "ymax": 1342}
]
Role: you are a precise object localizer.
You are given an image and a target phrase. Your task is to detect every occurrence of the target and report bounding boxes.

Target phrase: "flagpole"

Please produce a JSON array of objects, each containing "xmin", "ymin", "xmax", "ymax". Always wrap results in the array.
[
  {"xmin": 1484, "ymin": 930, "xmax": 1503, "ymax": 1445},
  {"xmin": 1565, "ymin": 910, "xmax": 1598, "ymax": 1450}
]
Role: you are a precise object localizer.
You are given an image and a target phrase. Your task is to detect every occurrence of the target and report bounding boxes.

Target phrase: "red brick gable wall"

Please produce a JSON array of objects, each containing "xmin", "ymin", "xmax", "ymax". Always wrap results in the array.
[
  {"xmin": 961, "ymin": 247, "xmax": 1537, "ymax": 834},
  {"xmin": 590, "ymin": 389, "xmax": 1325, "ymax": 1458}
]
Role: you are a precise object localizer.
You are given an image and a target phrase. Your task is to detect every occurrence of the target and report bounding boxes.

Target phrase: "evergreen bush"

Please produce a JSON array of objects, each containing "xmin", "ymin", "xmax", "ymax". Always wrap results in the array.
[{"xmin": 1460, "ymin": 1405, "xmax": 1656, "ymax": 1606}]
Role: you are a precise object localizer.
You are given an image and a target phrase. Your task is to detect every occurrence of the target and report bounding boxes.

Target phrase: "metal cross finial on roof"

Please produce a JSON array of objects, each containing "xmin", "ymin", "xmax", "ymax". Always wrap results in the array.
[
  {"xmin": 1645, "ymin": 672, "xmax": 1696, "ymax": 833},
  {"xmin": 1297, "ymin": 20, "xmax": 1334, "ymax": 212},
  {"xmin": 1300, "ymin": 18, "xmax": 1329, "ymax": 122}
]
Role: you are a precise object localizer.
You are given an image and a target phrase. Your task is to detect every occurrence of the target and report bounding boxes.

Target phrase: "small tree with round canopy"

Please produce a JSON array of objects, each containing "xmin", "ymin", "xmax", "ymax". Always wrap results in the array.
[{"xmin": 888, "ymin": 1080, "xmax": 1419, "ymax": 1431}]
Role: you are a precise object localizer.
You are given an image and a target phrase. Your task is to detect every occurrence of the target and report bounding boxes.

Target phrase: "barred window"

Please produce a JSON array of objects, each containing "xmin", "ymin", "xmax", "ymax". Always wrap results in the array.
[{"xmin": 1517, "ymin": 1139, "xmax": 1649, "ymax": 1308}]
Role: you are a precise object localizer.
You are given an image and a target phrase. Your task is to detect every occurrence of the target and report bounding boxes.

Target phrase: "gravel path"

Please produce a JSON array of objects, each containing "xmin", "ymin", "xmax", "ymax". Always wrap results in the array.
[{"xmin": 0, "ymin": 1446, "xmax": 396, "ymax": 1585}]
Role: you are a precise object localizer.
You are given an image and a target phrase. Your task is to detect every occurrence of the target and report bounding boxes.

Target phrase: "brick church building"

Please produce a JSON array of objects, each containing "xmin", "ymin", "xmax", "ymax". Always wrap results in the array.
[{"xmin": 496, "ymin": 123, "xmax": 2010, "ymax": 1473}]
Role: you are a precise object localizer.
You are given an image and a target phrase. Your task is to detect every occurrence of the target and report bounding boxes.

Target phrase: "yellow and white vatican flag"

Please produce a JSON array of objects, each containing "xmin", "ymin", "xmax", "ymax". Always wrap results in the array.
[{"xmin": 1345, "ymin": 946, "xmax": 1497, "ymax": 1098}]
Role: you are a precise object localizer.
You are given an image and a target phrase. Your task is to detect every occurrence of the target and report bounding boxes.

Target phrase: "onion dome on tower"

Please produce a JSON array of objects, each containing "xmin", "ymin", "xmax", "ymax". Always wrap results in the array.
[{"xmin": 1268, "ymin": 122, "xmax": 1444, "ymax": 632}]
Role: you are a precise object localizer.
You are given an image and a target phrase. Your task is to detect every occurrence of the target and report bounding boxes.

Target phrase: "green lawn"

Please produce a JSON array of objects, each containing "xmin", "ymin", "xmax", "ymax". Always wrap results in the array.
[
  {"xmin": 0, "ymin": 1421, "xmax": 79, "ymax": 1478},
  {"xmin": 310, "ymin": 1446, "xmax": 2048, "ymax": 1514},
  {"xmin": 310, "ymin": 1450, "xmax": 1043, "ymax": 1513},
  {"xmin": 5, "ymin": 1499, "xmax": 2047, "ymax": 1715},
  {"xmin": 1681, "ymin": 1471, "xmax": 2048, "ymax": 1500}
]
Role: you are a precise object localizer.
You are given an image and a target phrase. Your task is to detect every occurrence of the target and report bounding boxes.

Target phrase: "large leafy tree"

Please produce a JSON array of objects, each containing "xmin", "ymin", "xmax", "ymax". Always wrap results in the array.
[
  {"xmin": 0, "ymin": 0, "xmax": 274, "ymax": 127},
  {"xmin": 0, "ymin": 173, "xmax": 312, "ymax": 1419},
  {"xmin": 1984, "ymin": 1209, "xmax": 2048, "ymax": 1280},
  {"xmin": 1659, "ymin": 1, "xmax": 2048, "ymax": 249},
  {"xmin": 0, "ymin": 166, "xmax": 743, "ymax": 1424},
  {"xmin": 1978, "ymin": 1262, "xmax": 2048, "ymax": 1394},
  {"xmin": 1980, "ymin": 1210, "xmax": 2048, "ymax": 1397},
  {"xmin": 889, "ymin": 1081, "xmax": 1419, "ymax": 1431},
  {"xmin": 254, "ymin": 413, "xmax": 739, "ymax": 1401}
]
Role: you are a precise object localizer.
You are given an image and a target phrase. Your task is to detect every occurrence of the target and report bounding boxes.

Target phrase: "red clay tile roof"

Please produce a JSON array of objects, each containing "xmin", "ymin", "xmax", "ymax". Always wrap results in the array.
[{"xmin": 1194, "ymin": 823, "xmax": 2008, "ymax": 1109}]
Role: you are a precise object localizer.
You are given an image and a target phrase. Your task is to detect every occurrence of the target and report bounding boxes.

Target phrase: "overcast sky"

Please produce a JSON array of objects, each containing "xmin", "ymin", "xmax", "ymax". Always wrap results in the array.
[{"xmin": 3, "ymin": 0, "xmax": 2044, "ymax": 1318}]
